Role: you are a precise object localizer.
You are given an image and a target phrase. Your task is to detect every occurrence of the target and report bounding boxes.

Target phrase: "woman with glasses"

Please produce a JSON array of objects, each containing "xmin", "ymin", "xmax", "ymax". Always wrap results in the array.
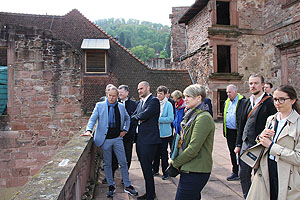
[
  {"xmin": 247, "ymin": 85, "xmax": 300, "ymax": 200},
  {"xmin": 170, "ymin": 84, "xmax": 215, "ymax": 200}
]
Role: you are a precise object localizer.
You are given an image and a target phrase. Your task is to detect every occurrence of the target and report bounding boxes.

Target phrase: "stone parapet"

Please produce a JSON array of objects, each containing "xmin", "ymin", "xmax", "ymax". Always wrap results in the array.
[{"xmin": 11, "ymin": 127, "xmax": 100, "ymax": 200}]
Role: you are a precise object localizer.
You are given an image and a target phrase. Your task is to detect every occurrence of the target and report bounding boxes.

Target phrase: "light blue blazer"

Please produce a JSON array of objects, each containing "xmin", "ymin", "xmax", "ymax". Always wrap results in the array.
[
  {"xmin": 86, "ymin": 101, "xmax": 130, "ymax": 147},
  {"xmin": 158, "ymin": 101, "xmax": 174, "ymax": 138}
]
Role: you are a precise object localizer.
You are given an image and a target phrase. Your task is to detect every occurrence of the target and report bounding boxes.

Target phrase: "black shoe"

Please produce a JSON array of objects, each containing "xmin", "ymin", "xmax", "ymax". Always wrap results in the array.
[
  {"xmin": 106, "ymin": 185, "xmax": 116, "ymax": 197},
  {"xmin": 152, "ymin": 171, "xmax": 159, "ymax": 176},
  {"xmin": 124, "ymin": 185, "xmax": 138, "ymax": 196},
  {"xmin": 227, "ymin": 173, "xmax": 240, "ymax": 181},
  {"xmin": 102, "ymin": 178, "xmax": 107, "ymax": 184},
  {"xmin": 137, "ymin": 193, "xmax": 156, "ymax": 200},
  {"xmin": 162, "ymin": 174, "xmax": 169, "ymax": 180}
]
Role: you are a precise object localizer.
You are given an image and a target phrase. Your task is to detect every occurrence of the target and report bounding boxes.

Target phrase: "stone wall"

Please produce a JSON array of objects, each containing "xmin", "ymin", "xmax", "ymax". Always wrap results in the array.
[
  {"xmin": 170, "ymin": 7, "xmax": 189, "ymax": 63},
  {"xmin": 0, "ymin": 24, "xmax": 86, "ymax": 190},
  {"xmin": 263, "ymin": 0, "xmax": 300, "ymax": 29},
  {"xmin": 237, "ymin": 0, "xmax": 264, "ymax": 30},
  {"xmin": 186, "ymin": 5, "xmax": 211, "ymax": 54}
]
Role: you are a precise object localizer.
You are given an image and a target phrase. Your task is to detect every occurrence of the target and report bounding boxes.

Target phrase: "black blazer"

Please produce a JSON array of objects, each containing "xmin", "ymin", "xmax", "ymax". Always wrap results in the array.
[
  {"xmin": 131, "ymin": 94, "xmax": 161, "ymax": 144},
  {"xmin": 121, "ymin": 97, "xmax": 137, "ymax": 143},
  {"xmin": 236, "ymin": 93, "xmax": 277, "ymax": 147}
]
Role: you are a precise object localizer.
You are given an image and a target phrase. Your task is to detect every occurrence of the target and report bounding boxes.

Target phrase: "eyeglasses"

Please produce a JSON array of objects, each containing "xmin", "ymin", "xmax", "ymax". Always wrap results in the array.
[{"xmin": 273, "ymin": 97, "xmax": 290, "ymax": 104}]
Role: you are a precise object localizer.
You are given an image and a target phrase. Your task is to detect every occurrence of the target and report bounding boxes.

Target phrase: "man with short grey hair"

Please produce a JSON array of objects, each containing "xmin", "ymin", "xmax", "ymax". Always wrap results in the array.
[{"xmin": 223, "ymin": 84, "xmax": 245, "ymax": 181}]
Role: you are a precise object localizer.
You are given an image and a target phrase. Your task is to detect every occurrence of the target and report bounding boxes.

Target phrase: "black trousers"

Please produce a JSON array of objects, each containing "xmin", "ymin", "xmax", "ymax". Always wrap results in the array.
[
  {"xmin": 136, "ymin": 142, "xmax": 158, "ymax": 200},
  {"xmin": 175, "ymin": 172, "xmax": 210, "ymax": 200},
  {"xmin": 268, "ymin": 158, "xmax": 278, "ymax": 200},
  {"xmin": 153, "ymin": 136, "xmax": 172, "ymax": 175},
  {"xmin": 226, "ymin": 128, "xmax": 239, "ymax": 175}
]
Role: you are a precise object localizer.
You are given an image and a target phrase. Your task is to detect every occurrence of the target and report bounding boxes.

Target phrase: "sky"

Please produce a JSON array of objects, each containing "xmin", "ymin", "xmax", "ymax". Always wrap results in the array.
[{"xmin": 1, "ymin": 0, "xmax": 196, "ymax": 26}]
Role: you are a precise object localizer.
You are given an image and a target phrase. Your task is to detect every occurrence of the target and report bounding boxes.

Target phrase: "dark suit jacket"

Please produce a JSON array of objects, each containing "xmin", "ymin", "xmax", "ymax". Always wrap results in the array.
[
  {"xmin": 131, "ymin": 94, "xmax": 161, "ymax": 144},
  {"xmin": 121, "ymin": 97, "xmax": 137, "ymax": 143},
  {"xmin": 203, "ymin": 98, "xmax": 213, "ymax": 117},
  {"xmin": 236, "ymin": 93, "xmax": 277, "ymax": 148}
]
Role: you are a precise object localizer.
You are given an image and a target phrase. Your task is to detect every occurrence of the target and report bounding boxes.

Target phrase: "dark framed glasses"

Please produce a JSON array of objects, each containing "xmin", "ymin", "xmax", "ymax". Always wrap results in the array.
[{"xmin": 273, "ymin": 97, "xmax": 290, "ymax": 104}]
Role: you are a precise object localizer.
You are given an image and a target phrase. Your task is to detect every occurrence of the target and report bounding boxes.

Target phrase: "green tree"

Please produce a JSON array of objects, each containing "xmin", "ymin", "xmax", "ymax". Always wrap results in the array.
[{"xmin": 94, "ymin": 18, "xmax": 171, "ymax": 61}]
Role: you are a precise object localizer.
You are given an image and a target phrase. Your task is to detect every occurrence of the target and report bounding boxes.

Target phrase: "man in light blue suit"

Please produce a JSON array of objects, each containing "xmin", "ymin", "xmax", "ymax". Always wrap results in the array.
[{"xmin": 82, "ymin": 86, "xmax": 138, "ymax": 198}]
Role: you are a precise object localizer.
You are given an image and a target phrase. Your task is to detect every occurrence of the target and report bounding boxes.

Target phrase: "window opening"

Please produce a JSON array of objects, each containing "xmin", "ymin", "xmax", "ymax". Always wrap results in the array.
[
  {"xmin": 217, "ymin": 45, "xmax": 231, "ymax": 73},
  {"xmin": 85, "ymin": 51, "xmax": 106, "ymax": 73},
  {"xmin": 218, "ymin": 89, "xmax": 227, "ymax": 117},
  {"xmin": 0, "ymin": 48, "xmax": 7, "ymax": 115},
  {"xmin": 217, "ymin": 1, "xmax": 230, "ymax": 25}
]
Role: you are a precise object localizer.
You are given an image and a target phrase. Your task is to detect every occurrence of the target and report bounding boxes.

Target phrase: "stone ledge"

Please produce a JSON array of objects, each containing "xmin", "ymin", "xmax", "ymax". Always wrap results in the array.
[
  {"xmin": 11, "ymin": 127, "xmax": 100, "ymax": 200},
  {"xmin": 209, "ymin": 73, "xmax": 243, "ymax": 80}
]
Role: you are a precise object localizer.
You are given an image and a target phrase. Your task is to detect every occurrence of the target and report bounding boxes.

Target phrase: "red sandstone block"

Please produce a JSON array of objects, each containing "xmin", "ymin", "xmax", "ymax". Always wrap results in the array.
[
  {"xmin": 0, "ymin": 178, "xmax": 6, "ymax": 187},
  {"xmin": 19, "ymin": 71, "xmax": 31, "ymax": 79},
  {"xmin": 0, "ymin": 169, "xmax": 11, "ymax": 178},
  {"xmin": 40, "ymin": 117, "xmax": 52, "ymax": 123},
  {"xmin": 55, "ymin": 105, "xmax": 76, "ymax": 113},
  {"xmin": 42, "ymin": 70, "xmax": 53, "ymax": 80},
  {"xmin": 6, "ymin": 176, "xmax": 28, "ymax": 187},
  {"xmin": 0, "ymin": 152, "xmax": 11, "ymax": 160},
  {"xmin": 29, "ymin": 151, "xmax": 48, "ymax": 161},
  {"xmin": 12, "ymin": 123, "xmax": 28, "ymax": 131},
  {"xmin": 39, "ymin": 130, "xmax": 52, "ymax": 137},
  {"xmin": 11, "ymin": 152, "xmax": 28, "ymax": 159},
  {"xmin": 31, "ymin": 105, "xmax": 48, "ymax": 114},
  {"xmin": 12, "ymin": 168, "xmax": 30, "ymax": 177},
  {"xmin": 46, "ymin": 140, "xmax": 60, "ymax": 146},
  {"xmin": 15, "ymin": 158, "xmax": 37, "ymax": 168}
]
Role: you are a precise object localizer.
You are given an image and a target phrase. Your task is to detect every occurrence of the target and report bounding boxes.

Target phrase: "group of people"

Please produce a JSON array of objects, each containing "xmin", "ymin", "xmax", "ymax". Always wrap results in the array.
[
  {"xmin": 82, "ymin": 81, "xmax": 215, "ymax": 200},
  {"xmin": 223, "ymin": 74, "xmax": 300, "ymax": 200},
  {"xmin": 82, "ymin": 74, "xmax": 300, "ymax": 200}
]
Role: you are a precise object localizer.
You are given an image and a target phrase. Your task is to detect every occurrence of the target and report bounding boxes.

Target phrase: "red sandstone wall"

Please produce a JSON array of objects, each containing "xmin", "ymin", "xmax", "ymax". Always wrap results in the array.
[{"xmin": 0, "ymin": 24, "xmax": 86, "ymax": 188}]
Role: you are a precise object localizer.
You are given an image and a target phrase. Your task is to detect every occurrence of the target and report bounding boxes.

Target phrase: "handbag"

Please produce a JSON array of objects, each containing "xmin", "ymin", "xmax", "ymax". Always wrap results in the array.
[
  {"xmin": 166, "ymin": 164, "xmax": 180, "ymax": 177},
  {"xmin": 240, "ymin": 143, "xmax": 264, "ymax": 169}
]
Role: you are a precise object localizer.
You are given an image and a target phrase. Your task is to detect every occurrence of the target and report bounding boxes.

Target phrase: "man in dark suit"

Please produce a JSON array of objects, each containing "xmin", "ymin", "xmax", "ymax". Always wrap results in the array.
[
  {"xmin": 234, "ymin": 74, "xmax": 276, "ymax": 199},
  {"xmin": 118, "ymin": 85, "xmax": 137, "ymax": 170},
  {"xmin": 131, "ymin": 81, "xmax": 161, "ymax": 200}
]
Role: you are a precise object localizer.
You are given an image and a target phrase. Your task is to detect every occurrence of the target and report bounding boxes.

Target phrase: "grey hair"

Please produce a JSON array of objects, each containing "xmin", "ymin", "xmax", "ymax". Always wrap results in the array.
[
  {"xmin": 183, "ymin": 84, "xmax": 206, "ymax": 99},
  {"xmin": 227, "ymin": 84, "xmax": 237, "ymax": 91},
  {"xmin": 118, "ymin": 84, "xmax": 129, "ymax": 91},
  {"xmin": 109, "ymin": 86, "xmax": 119, "ymax": 95}
]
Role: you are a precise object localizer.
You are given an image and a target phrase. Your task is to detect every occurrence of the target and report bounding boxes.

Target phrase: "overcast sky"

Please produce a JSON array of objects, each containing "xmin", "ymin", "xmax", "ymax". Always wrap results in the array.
[{"xmin": 1, "ymin": 0, "xmax": 196, "ymax": 26}]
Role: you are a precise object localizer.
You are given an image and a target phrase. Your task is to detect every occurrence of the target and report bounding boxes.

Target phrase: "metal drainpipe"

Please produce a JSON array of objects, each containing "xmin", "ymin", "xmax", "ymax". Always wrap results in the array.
[{"xmin": 179, "ymin": 24, "xmax": 194, "ymax": 84}]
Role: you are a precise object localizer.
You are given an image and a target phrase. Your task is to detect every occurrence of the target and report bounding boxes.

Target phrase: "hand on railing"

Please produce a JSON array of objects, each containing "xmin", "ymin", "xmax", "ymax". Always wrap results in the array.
[{"xmin": 81, "ymin": 130, "xmax": 93, "ymax": 137}]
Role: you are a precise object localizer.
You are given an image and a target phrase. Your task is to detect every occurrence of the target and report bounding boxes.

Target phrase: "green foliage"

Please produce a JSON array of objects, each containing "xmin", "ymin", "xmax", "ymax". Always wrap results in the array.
[{"xmin": 94, "ymin": 18, "xmax": 170, "ymax": 62}]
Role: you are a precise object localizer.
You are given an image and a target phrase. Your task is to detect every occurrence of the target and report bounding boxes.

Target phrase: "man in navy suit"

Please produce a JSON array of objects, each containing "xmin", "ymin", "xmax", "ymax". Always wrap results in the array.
[{"xmin": 132, "ymin": 81, "xmax": 161, "ymax": 200}]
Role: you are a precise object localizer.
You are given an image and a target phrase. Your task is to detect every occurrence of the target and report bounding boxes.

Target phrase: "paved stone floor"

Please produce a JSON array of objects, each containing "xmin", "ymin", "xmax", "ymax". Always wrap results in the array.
[{"xmin": 94, "ymin": 122, "xmax": 243, "ymax": 200}]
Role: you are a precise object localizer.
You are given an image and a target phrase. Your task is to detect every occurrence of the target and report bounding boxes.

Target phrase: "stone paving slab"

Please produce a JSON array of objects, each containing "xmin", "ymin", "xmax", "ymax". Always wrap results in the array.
[{"xmin": 94, "ymin": 122, "xmax": 243, "ymax": 200}]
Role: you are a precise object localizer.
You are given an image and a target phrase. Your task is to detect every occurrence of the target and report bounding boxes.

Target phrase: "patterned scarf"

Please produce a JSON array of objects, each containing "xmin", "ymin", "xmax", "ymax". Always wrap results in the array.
[
  {"xmin": 106, "ymin": 99, "xmax": 118, "ymax": 128},
  {"xmin": 175, "ymin": 98, "xmax": 185, "ymax": 110},
  {"xmin": 179, "ymin": 102, "xmax": 209, "ymax": 150}
]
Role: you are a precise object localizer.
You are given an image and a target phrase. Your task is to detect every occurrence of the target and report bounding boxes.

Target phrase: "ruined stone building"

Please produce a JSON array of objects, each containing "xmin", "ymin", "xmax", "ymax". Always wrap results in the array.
[
  {"xmin": 0, "ymin": 9, "xmax": 192, "ymax": 194},
  {"xmin": 170, "ymin": 0, "xmax": 300, "ymax": 118}
]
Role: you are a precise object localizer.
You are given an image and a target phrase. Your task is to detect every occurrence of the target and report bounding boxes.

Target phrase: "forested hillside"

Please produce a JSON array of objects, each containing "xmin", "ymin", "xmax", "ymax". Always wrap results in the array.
[{"xmin": 94, "ymin": 18, "xmax": 171, "ymax": 62}]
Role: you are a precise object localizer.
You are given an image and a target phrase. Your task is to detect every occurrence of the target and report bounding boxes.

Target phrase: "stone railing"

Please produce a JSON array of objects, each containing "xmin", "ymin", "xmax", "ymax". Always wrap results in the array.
[{"xmin": 11, "ymin": 128, "xmax": 101, "ymax": 200}]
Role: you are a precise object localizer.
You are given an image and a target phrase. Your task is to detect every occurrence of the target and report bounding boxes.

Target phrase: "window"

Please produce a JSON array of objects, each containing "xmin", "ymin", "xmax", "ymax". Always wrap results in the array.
[
  {"xmin": 217, "ymin": 45, "xmax": 231, "ymax": 73},
  {"xmin": 218, "ymin": 89, "xmax": 227, "ymax": 117},
  {"xmin": 216, "ymin": 1, "xmax": 230, "ymax": 25},
  {"xmin": 85, "ymin": 50, "xmax": 107, "ymax": 73},
  {"xmin": 0, "ymin": 48, "xmax": 7, "ymax": 115}
]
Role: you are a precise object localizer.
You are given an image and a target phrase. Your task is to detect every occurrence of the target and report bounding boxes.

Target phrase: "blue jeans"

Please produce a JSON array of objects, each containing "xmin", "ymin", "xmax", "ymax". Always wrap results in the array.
[
  {"xmin": 175, "ymin": 172, "xmax": 210, "ymax": 200},
  {"xmin": 101, "ymin": 137, "xmax": 131, "ymax": 187}
]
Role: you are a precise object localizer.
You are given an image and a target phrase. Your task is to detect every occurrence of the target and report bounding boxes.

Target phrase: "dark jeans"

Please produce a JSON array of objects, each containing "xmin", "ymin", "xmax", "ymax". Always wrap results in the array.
[
  {"xmin": 175, "ymin": 172, "xmax": 210, "ymax": 200},
  {"xmin": 226, "ymin": 128, "xmax": 239, "ymax": 175},
  {"xmin": 153, "ymin": 136, "xmax": 172, "ymax": 175}
]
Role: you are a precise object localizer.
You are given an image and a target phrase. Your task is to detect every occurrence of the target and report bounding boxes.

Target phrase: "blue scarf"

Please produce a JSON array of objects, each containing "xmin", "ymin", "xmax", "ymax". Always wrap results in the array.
[{"xmin": 106, "ymin": 99, "xmax": 118, "ymax": 128}]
